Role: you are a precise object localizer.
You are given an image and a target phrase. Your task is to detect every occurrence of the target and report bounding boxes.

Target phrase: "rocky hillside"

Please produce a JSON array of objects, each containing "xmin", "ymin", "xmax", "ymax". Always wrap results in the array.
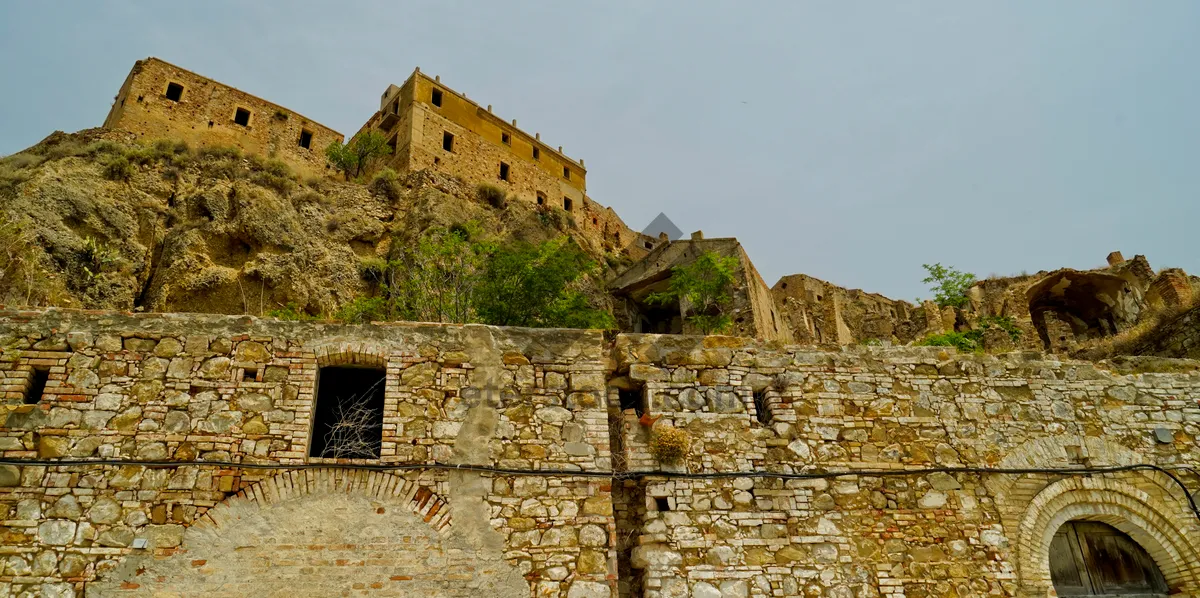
[{"xmin": 0, "ymin": 130, "xmax": 628, "ymax": 317}]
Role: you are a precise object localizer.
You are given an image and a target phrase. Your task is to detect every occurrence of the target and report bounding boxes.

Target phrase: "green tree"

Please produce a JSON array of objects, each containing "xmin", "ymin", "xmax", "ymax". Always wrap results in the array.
[
  {"xmin": 325, "ymin": 130, "xmax": 392, "ymax": 180},
  {"xmin": 474, "ymin": 237, "xmax": 613, "ymax": 329},
  {"xmin": 345, "ymin": 224, "xmax": 493, "ymax": 324},
  {"xmin": 921, "ymin": 263, "xmax": 976, "ymax": 308},
  {"xmin": 646, "ymin": 251, "xmax": 739, "ymax": 334}
]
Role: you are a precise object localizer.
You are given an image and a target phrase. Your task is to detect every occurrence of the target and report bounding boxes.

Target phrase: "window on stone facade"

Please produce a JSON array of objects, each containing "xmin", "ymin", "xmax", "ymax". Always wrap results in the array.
[
  {"xmin": 298, "ymin": 130, "xmax": 313, "ymax": 149},
  {"xmin": 563, "ymin": 166, "xmax": 571, "ymax": 180},
  {"xmin": 753, "ymin": 390, "xmax": 772, "ymax": 426},
  {"xmin": 243, "ymin": 367, "xmax": 258, "ymax": 383},
  {"xmin": 24, "ymin": 367, "xmax": 50, "ymax": 405},
  {"xmin": 563, "ymin": 197, "xmax": 573, "ymax": 211},
  {"xmin": 165, "ymin": 82, "xmax": 184, "ymax": 102},
  {"xmin": 536, "ymin": 192, "xmax": 546, "ymax": 205},
  {"xmin": 234, "ymin": 108, "xmax": 251, "ymax": 127},
  {"xmin": 617, "ymin": 387, "xmax": 645, "ymax": 417},
  {"xmin": 654, "ymin": 497, "xmax": 671, "ymax": 512},
  {"xmin": 431, "ymin": 88, "xmax": 443, "ymax": 107},
  {"xmin": 387, "ymin": 134, "xmax": 398, "ymax": 154},
  {"xmin": 533, "ymin": 147, "xmax": 540, "ymax": 160},
  {"xmin": 644, "ymin": 241, "xmax": 653, "ymax": 250},
  {"xmin": 310, "ymin": 366, "xmax": 386, "ymax": 460},
  {"xmin": 499, "ymin": 162, "xmax": 510, "ymax": 181},
  {"xmin": 501, "ymin": 132, "xmax": 511, "ymax": 145},
  {"xmin": 443, "ymin": 131, "xmax": 455, "ymax": 152}
]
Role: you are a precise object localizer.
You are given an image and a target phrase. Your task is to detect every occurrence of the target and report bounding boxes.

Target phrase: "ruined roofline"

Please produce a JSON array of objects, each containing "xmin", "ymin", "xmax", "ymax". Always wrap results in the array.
[
  {"xmin": 136, "ymin": 57, "xmax": 343, "ymax": 138},
  {"xmin": 397, "ymin": 67, "xmax": 587, "ymax": 172},
  {"xmin": 772, "ymin": 272, "xmax": 915, "ymax": 306}
]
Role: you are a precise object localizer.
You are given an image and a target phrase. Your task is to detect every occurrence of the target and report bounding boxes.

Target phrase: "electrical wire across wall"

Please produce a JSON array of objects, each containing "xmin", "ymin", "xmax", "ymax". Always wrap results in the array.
[{"xmin": 1, "ymin": 457, "xmax": 1197, "ymax": 525}]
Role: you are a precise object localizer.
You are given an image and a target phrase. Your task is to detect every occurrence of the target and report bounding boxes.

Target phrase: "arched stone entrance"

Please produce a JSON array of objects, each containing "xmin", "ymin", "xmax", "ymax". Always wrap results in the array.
[
  {"xmin": 88, "ymin": 469, "xmax": 528, "ymax": 597},
  {"xmin": 1015, "ymin": 477, "xmax": 1200, "ymax": 597},
  {"xmin": 1050, "ymin": 520, "xmax": 1169, "ymax": 595}
]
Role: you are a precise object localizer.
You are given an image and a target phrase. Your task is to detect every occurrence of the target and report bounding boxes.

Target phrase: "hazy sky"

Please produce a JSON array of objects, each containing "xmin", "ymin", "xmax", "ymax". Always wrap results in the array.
[{"xmin": 2, "ymin": 1, "xmax": 1196, "ymax": 300}]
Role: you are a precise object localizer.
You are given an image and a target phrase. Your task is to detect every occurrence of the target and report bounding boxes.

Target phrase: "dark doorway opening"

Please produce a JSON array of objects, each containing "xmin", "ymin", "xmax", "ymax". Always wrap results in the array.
[
  {"xmin": 309, "ymin": 366, "xmax": 386, "ymax": 459},
  {"xmin": 1050, "ymin": 520, "xmax": 1169, "ymax": 596}
]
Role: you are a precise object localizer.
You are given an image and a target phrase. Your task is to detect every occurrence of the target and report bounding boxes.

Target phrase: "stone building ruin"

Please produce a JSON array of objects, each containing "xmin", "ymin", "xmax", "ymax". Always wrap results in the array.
[{"xmin": 0, "ymin": 309, "xmax": 1199, "ymax": 597}]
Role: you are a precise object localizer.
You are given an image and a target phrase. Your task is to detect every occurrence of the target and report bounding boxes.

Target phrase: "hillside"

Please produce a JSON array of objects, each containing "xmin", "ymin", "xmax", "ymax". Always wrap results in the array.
[{"xmin": 0, "ymin": 130, "xmax": 627, "ymax": 317}]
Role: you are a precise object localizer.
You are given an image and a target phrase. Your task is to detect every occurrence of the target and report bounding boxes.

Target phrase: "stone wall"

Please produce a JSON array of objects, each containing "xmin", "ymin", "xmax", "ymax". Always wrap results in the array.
[
  {"xmin": 2, "ymin": 309, "xmax": 1200, "ymax": 597},
  {"xmin": 102, "ymin": 58, "xmax": 343, "ymax": 179},
  {"xmin": 0, "ymin": 310, "xmax": 614, "ymax": 598},
  {"xmin": 611, "ymin": 334, "xmax": 1200, "ymax": 597}
]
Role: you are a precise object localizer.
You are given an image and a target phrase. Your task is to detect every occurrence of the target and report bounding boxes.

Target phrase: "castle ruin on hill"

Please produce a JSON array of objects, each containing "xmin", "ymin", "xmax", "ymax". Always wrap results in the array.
[{"xmin": 0, "ymin": 56, "xmax": 1165, "ymax": 597}]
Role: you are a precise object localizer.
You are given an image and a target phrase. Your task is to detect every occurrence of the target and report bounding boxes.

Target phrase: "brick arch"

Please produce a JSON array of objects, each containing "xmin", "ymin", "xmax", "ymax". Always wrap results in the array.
[
  {"xmin": 986, "ymin": 435, "xmax": 1172, "ymax": 504},
  {"xmin": 1015, "ymin": 476, "xmax": 1200, "ymax": 596},
  {"xmin": 312, "ymin": 342, "xmax": 391, "ymax": 368},
  {"xmin": 198, "ymin": 468, "xmax": 451, "ymax": 533}
]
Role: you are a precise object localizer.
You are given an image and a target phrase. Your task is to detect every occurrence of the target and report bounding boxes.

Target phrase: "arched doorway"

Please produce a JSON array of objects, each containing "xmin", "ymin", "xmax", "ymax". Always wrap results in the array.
[{"xmin": 1050, "ymin": 520, "xmax": 1169, "ymax": 596}]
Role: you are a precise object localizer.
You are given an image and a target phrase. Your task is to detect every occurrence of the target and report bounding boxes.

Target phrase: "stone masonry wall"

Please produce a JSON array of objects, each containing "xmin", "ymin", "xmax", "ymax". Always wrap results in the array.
[
  {"xmin": 612, "ymin": 334, "xmax": 1200, "ymax": 597},
  {"xmin": 102, "ymin": 58, "xmax": 344, "ymax": 179},
  {"xmin": 1, "ymin": 310, "xmax": 1200, "ymax": 597},
  {"xmin": 0, "ymin": 310, "xmax": 614, "ymax": 598}
]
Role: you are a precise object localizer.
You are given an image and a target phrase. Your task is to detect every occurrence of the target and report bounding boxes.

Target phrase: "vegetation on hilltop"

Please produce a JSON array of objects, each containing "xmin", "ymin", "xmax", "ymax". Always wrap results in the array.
[{"xmin": 0, "ymin": 130, "xmax": 621, "ymax": 328}]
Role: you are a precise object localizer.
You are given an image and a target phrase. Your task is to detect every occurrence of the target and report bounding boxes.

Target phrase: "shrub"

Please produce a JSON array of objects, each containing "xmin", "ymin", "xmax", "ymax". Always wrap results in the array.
[
  {"xmin": 536, "ymin": 205, "xmax": 565, "ymax": 230},
  {"xmin": 251, "ymin": 169, "xmax": 295, "ymax": 195},
  {"xmin": 325, "ymin": 130, "xmax": 392, "ymax": 180},
  {"xmin": 649, "ymin": 425, "xmax": 691, "ymax": 464},
  {"xmin": 476, "ymin": 183, "xmax": 507, "ymax": 209},
  {"xmin": 369, "ymin": 168, "xmax": 401, "ymax": 201},
  {"xmin": 197, "ymin": 145, "xmax": 242, "ymax": 161},
  {"xmin": 916, "ymin": 330, "xmax": 983, "ymax": 353},
  {"xmin": 358, "ymin": 257, "xmax": 389, "ymax": 282},
  {"xmin": 474, "ymin": 236, "xmax": 613, "ymax": 329},
  {"xmin": 291, "ymin": 189, "xmax": 327, "ymax": 208},
  {"xmin": 267, "ymin": 302, "xmax": 316, "ymax": 321},
  {"xmin": 334, "ymin": 296, "xmax": 388, "ymax": 324},
  {"xmin": 978, "ymin": 315, "xmax": 1022, "ymax": 343},
  {"xmin": 646, "ymin": 251, "xmax": 739, "ymax": 334},
  {"xmin": 921, "ymin": 263, "xmax": 976, "ymax": 308},
  {"xmin": 102, "ymin": 156, "xmax": 134, "ymax": 181}
]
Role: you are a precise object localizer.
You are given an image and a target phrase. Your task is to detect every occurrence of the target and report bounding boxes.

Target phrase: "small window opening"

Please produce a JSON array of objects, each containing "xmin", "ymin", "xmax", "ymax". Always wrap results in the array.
[
  {"xmin": 499, "ymin": 162, "xmax": 510, "ymax": 181},
  {"xmin": 536, "ymin": 192, "xmax": 546, "ymax": 205},
  {"xmin": 753, "ymin": 390, "xmax": 772, "ymax": 426},
  {"xmin": 618, "ymin": 387, "xmax": 645, "ymax": 417},
  {"xmin": 243, "ymin": 367, "xmax": 258, "ymax": 383},
  {"xmin": 644, "ymin": 241, "xmax": 653, "ymax": 250},
  {"xmin": 654, "ymin": 497, "xmax": 671, "ymax": 512},
  {"xmin": 592, "ymin": 217, "xmax": 598, "ymax": 225},
  {"xmin": 233, "ymin": 108, "xmax": 251, "ymax": 127},
  {"xmin": 310, "ymin": 367, "xmax": 386, "ymax": 459},
  {"xmin": 24, "ymin": 368, "xmax": 50, "ymax": 405},
  {"xmin": 532, "ymin": 147, "xmax": 540, "ymax": 160},
  {"xmin": 501, "ymin": 132, "xmax": 511, "ymax": 145},
  {"xmin": 433, "ymin": 157, "xmax": 441, "ymax": 166},
  {"xmin": 298, "ymin": 130, "xmax": 313, "ymax": 149},
  {"xmin": 165, "ymin": 83, "xmax": 184, "ymax": 102},
  {"xmin": 443, "ymin": 131, "xmax": 455, "ymax": 151},
  {"xmin": 137, "ymin": 95, "xmax": 144, "ymax": 103},
  {"xmin": 563, "ymin": 197, "xmax": 573, "ymax": 211},
  {"xmin": 431, "ymin": 88, "xmax": 443, "ymax": 107},
  {"xmin": 563, "ymin": 166, "xmax": 571, "ymax": 179},
  {"xmin": 387, "ymin": 134, "xmax": 398, "ymax": 153}
]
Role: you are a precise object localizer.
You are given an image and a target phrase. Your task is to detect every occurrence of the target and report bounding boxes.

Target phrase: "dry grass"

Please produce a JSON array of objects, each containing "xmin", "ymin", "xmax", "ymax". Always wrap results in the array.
[
  {"xmin": 648, "ymin": 425, "xmax": 691, "ymax": 464},
  {"xmin": 1075, "ymin": 296, "xmax": 1200, "ymax": 360}
]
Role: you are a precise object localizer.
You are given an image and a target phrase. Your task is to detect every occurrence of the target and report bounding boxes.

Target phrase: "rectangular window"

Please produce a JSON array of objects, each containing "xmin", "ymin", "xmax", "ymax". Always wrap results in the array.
[
  {"xmin": 501, "ymin": 132, "xmax": 511, "ymax": 145},
  {"xmin": 298, "ymin": 129, "xmax": 313, "ymax": 149},
  {"xmin": 536, "ymin": 192, "xmax": 546, "ymax": 205},
  {"xmin": 431, "ymin": 88, "xmax": 443, "ymax": 107},
  {"xmin": 165, "ymin": 82, "xmax": 184, "ymax": 102},
  {"xmin": 532, "ymin": 147, "xmax": 540, "ymax": 160},
  {"xmin": 234, "ymin": 108, "xmax": 251, "ymax": 127},
  {"xmin": 563, "ymin": 166, "xmax": 571, "ymax": 180},
  {"xmin": 310, "ymin": 367, "xmax": 386, "ymax": 459},
  {"xmin": 753, "ymin": 390, "xmax": 772, "ymax": 426},
  {"xmin": 443, "ymin": 131, "xmax": 455, "ymax": 152},
  {"xmin": 499, "ymin": 162, "xmax": 510, "ymax": 181},
  {"xmin": 618, "ymin": 387, "xmax": 645, "ymax": 417},
  {"xmin": 24, "ymin": 367, "xmax": 50, "ymax": 405},
  {"xmin": 387, "ymin": 134, "xmax": 398, "ymax": 153},
  {"xmin": 563, "ymin": 197, "xmax": 573, "ymax": 211}
]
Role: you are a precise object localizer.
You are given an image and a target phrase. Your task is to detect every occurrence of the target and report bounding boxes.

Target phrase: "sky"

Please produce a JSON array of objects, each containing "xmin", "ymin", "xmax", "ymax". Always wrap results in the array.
[{"xmin": 1, "ymin": 1, "xmax": 1196, "ymax": 301}]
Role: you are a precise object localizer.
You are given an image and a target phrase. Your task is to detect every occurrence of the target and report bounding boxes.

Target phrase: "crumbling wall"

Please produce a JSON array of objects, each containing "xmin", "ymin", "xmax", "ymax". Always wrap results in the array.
[
  {"xmin": 611, "ymin": 334, "xmax": 1200, "ymax": 597},
  {"xmin": 0, "ymin": 310, "xmax": 615, "ymax": 598},
  {"xmin": 3, "ymin": 310, "xmax": 1200, "ymax": 597},
  {"xmin": 771, "ymin": 274, "xmax": 924, "ymax": 345},
  {"xmin": 102, "ymin": 58, "xmax": 343, "ymax": 179}
]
